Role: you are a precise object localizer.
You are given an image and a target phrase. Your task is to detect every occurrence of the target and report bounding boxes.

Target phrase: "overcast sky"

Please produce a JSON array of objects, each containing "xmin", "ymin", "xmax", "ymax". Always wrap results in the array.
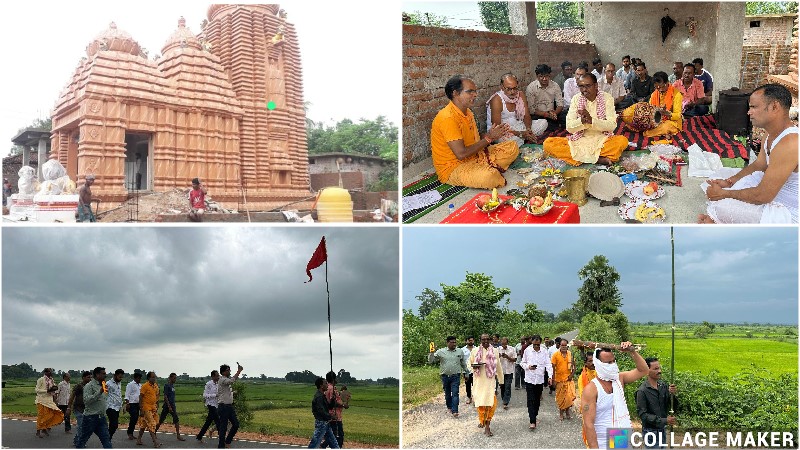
[
  {"xmin": 3, "ymin": 227, "xmax": 399, "ymax": 379},
  {"xmin": 0, "ymin": 1, "xmax": 400, "ymax": 156},
  {"xmin": 404, "ymin": 227, "xmax": 799, "ymax": 325}
]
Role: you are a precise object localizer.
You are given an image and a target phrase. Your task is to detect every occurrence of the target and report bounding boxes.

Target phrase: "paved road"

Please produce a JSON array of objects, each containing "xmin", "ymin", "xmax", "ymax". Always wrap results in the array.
[
  {"xmin": 1, "ymin": 418, "xmax": 302, "ymax": 448},
  {"xmin": 403, "ymin": 330, "xmax": 584, "ymax": 448}
]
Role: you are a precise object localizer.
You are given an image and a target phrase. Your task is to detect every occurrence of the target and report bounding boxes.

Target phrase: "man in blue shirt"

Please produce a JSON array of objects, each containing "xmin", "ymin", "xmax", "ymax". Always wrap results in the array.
[
  {"xmin": 692, "ymin": 58, "xmax": 713, "ymax": 94},
  {"xmin": 155, "ymin": 372, "xmax": 186, "ymax": 441}
]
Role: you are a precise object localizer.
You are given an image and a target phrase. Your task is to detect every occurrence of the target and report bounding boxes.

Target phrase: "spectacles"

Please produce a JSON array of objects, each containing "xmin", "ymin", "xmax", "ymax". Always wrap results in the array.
[
  {"xmin": 503, "ymin": 86, "xmax": 519, "ymax": 92},
  {"xmin": 577, "ymin": 84, "xmax": 594, "ymax": 88},
  {"xmin": 462, "ymin": 89, "xmax": 478, "ymax": 94}
]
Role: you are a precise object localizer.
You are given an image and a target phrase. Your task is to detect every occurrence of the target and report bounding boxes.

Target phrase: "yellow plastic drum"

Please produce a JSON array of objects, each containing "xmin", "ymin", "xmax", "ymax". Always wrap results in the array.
[{"xmin": 316, "ymin": 187, "xmax": 353, "ymax": 222}]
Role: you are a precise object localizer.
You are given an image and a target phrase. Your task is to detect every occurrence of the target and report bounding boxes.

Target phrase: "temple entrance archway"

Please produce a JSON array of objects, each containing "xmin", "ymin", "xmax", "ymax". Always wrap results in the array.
[{"xmin": 124, "ymin": 132, "xmax": 152, "ymax": 191}]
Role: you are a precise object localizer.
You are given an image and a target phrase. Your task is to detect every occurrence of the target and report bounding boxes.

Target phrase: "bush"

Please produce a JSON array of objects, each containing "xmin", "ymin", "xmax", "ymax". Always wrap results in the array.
[{"xmin": 624, "ymin": 365, "xmax": 798, "ymax": 433}]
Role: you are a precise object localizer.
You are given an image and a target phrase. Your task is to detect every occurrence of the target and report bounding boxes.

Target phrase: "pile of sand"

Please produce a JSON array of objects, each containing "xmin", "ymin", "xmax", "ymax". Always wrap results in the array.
[{"xmin": 98, "ymin": 188, "xmax": 234, "ymax": 222}]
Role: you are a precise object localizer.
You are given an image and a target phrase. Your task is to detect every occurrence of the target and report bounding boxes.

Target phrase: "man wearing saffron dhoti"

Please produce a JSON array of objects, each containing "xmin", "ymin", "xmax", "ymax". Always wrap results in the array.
[
  {"xmin": 581, "ymin": 343, "xmax": 649, "ymax": 449},
  {"xmin": 551, "ymin": 340, "xmax": 576, "ymax": 420},
  {"xmin": 35, "ymin": 367, "xmax": 64, "ymax": 438},
  {"xmin": 543, "ymin": 74, "xmax": 628, "ymax": 166},
  {"xmin": 431, "ymin": 75, "xmax": 518, "ymax": 189},
  {"xmin": 469, "ymin": 334, "xmax": 503, "ymax": 437}
]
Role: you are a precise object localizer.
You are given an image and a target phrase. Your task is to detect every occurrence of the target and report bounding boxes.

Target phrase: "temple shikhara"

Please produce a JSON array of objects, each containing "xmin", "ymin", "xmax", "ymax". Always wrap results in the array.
[{"xmin": 49, "ymin": 4, "xmax": 310, "ymax": 210}]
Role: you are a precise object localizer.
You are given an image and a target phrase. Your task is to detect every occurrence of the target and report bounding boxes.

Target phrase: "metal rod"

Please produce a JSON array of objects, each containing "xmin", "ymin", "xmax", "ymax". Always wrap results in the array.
[
  {"xmin": 670, "ymin": 227, "xmax": 675, "ymax": 447},
  {"xmin": 326, "ymin": 259, "xmax": 333, "ymax": 375}
]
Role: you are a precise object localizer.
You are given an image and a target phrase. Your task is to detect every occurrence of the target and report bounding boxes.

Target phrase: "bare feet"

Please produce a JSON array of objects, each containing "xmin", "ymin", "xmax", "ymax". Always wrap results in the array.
[
  {"xmin": 486, "ymin": 422, "xmax": 493, "ymax": 437},
  {"xmin": 697, "ymin": 214, "xmax": 716, "ymax": 224},
  {"xmin": 136, "ymin": 440, "xmax": 144, "ymax": 446},
  {"xmin": 478, "ymin": 423, "xmax": 484, "ymax": 428},
  {"xmin": 36, "ymin": 431, "xmax": 43, "ymax": 438},
  {"xmin": 452, "ymin": 412, "xmax": 459, "ymax": 418},
  {"xmin": 177, "ymin": 436, "xmax": 186, "ymax": 441},
  {"xmin": 596, "ymin": 156, "xmax": 612, "ymax": 166},
  {"xmin": 128, "ymin": 435, "xmax": 136, "ymax": 440},
  {"xmin": 503, "ymin": 405, "xmax": 508, "ymax": 410},
  {"xmin": 529, "ymin": 423, "xmax": 536, "ymax": 430}
]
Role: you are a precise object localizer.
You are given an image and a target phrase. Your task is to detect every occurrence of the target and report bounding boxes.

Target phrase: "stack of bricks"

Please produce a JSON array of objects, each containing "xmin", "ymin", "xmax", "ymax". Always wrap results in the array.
[
  {"xmin": 402, "ymin": 24, "xmax": 597, "ymax": 166},
  {"xmin": 789, "ymin": 17, "xmax": 798, "ymax": 84}
]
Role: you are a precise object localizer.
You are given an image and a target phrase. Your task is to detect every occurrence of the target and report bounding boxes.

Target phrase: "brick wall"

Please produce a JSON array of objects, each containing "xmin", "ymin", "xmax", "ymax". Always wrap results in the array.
[
  {"xmin": 740, "ymin": 16, "xmax": 795, "ymax": 90},
  {"xmin": 403, "ymin": 24, "xmax": 598, "ymax": 167},
  {"xmin": 308, "ymin": 154, "xmax": 386, "ymax": 187},
  {"xmin": 309, "ymin": 172, "xmax": 364, "ymax": 191},
  {"xmin": 742, "ymin": 16, "xmax": 794, "ymax": 46}
]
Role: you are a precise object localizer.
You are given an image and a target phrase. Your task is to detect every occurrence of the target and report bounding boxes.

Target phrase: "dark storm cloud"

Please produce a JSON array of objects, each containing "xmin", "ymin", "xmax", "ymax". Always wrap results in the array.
[
  {"xmin": 403, "ymin": 227, "xmax": 798, "ymax": 325},
  {"xmin": 3, "ymin": 227, "xmax": 399, "ymax": 377}
]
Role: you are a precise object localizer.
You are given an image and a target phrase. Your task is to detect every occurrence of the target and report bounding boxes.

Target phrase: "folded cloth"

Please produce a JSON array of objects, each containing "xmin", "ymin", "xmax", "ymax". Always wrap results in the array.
[
  {"xmin": 688, "ymin": 144, "xmax": 723, "ymax": 178},
  {"xmin": 404, "ymin": 191, "xmax": 443, "ymax": 211}
]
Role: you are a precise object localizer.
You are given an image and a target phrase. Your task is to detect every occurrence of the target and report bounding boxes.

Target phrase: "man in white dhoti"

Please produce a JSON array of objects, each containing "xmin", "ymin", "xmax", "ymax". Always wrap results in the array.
[
  {"xmin": 699, "ymin": 84, "xmax": 798, "ymax": 223},
  {"xmin": 580, "ymin": 343, "xmax": 649, "ymax": 449},
  {"xmin": 487, "ymin": 73, "xmax": 547, "ymax": 147}
]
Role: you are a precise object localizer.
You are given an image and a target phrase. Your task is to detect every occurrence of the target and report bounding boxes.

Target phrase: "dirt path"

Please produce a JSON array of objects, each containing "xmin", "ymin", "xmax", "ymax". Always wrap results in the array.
[{"xmin": 403, "ymin": 331, "xmax": 585, "ymax": 448}]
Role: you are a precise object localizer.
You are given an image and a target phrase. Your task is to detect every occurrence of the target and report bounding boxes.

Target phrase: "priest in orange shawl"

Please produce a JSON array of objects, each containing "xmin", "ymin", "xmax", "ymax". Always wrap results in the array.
[
  {"xmin": 469, "ymin": 334, "xmax": 504, "ymax": 437},
  {"xmin": 645, "ymin": 71, "xmax": 683, "ymax": 138},
  {"xmin": 551, "ymin": 340, "xmax": 576, "ymax": 420}
]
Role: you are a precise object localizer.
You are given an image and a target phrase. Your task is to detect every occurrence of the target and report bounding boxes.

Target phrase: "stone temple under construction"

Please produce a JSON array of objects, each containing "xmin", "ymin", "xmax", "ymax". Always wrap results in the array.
[{"xmin": 49, "ymin": 4, "xmax": 310, "ymax": 210}]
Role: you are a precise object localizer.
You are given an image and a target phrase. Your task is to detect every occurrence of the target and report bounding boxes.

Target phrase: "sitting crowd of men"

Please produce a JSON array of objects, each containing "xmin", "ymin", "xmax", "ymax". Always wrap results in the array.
[{"xmin": 429, "ymin": 54, "xmax": 797, "ymax": 224}]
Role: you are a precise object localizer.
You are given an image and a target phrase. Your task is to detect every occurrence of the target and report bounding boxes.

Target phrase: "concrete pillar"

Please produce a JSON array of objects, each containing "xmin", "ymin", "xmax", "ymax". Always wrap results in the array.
[
  {"xmin": 508, "ymin": 2, "xmax": 527, "ymax": 35},
  {"xmin": 525, "ymin": 2, "xmax": 538, "ymax": 80},
  {"xmin": 713, "ymin": 2, "xmax": 746, "ymax": 107},
  {"xmin": 22, "ymin": 146, "xmax": 31, "ymax": 167},
  {"xmin": 37, "ymin": 138, "xmax": 47, "ymax": 181}
]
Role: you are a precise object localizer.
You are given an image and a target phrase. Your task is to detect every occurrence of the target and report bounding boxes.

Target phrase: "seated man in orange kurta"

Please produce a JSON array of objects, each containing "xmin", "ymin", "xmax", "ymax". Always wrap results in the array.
[
  {"xmin": 431, "ymin": 75, "xmax": 520, "ymax": 189},
  {"xmin": 543, "ymin": 74, "xmax": 628, "ymax": 166}
]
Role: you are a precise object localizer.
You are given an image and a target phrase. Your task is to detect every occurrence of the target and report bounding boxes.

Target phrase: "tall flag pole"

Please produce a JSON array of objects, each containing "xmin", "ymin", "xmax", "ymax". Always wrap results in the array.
[
  {"xmin": 306, "ymin": 236, "xmax": 333, "ymax": 374},
  {"xmin": 670, "ymin": 227, "xmax": 675, "ymax": 446}
]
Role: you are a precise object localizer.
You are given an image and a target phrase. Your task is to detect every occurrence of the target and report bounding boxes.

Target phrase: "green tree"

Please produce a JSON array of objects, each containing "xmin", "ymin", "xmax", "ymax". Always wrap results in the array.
[
  {"xmin": 232, "ymin": 380, "xmax": 254, "ymax": 426},
  {"xmin": 745, "ymin": 1, "xmax": 798, "ymax": 14},
  {"xmin": 478, "ymin": 2, "xmax": 511, "ymax": 34},
  {"xmin": 556, "ymin": 307, "xmax": 579, "ymax": 323},
  {"xmin": 307, "ymin": 116, "xmax": 398, "ymax": 192},
  {"xmin": 416, "ymin": 288, "xmax": 443, "ymax": 320},
  {"xmin": 403, "ymin": 11, "xmax": 450, "ymax": 27},
  {"xmin": 536, "ymin": 2, "xmax": 584, "ymax": 28},
  {"xmin": 523, "ymin": 302, "xmax": 545, "ymax": 323},
  {"xmin": 607, "ymin": 311, "xmax": 631, "ymax": 342},
  {"xmin": 694, "ymin": 325, "xmax": 713, "ymax": 338},
  {"xmin": 574, "ymin": 255, "xmax": 623, "ymax": 316},
  {"xmin": 579, "ymin": 313, "xmax": 620, "ymax": 344},
  {"xmin": 437, "ymin": 272, "xmax": 511, "ymax": 340}
]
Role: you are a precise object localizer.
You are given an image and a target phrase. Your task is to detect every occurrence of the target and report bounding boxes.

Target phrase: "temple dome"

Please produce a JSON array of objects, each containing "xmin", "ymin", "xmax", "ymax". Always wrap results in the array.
[
  {"xmin": 207, "ymin": 4, "xmax": 280, "ymax": 21},
  {"xmin": 162, "ymin": 17, "xmax": 203, "ymax": 53},
  {"xmin": 85, "ymin": 22, "xmax": 142, "ymax": 57}
]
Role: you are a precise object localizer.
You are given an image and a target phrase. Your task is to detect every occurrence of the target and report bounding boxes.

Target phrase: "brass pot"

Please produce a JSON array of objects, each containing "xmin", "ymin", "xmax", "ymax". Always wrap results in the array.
[
  {"xmin": 564, "ymin": 176, "xmax": 588, "ymax": 206},
  {"xmin": 562, "ymin": 169, "xmax": 590, "ymax": 193}
]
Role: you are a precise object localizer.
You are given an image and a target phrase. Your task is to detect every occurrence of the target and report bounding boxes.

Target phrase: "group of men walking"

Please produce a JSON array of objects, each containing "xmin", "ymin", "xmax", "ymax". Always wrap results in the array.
[
  {"xmin": 430, "ymin": 334, "xmax": 679, "ymax": 448},
  {"xmin": 35, "ymin": 363, "xmax": 244, "ymax": 448}
]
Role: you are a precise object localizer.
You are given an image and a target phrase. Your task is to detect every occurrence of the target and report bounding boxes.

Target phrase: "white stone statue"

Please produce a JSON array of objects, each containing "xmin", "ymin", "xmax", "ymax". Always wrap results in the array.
[
  {"xmin": 17, "ymin": 166, "xmax": 37, "ymax": 196},
  {"xmin": 37, "ymin": 159, "xmax": 76, "ymax": 195}
]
